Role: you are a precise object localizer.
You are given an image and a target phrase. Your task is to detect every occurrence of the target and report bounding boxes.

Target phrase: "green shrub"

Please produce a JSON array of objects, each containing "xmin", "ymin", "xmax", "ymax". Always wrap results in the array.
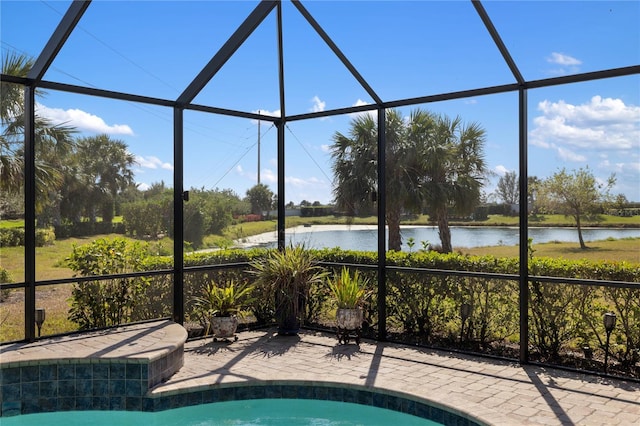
[
  {"xmin": 0, "ymin": 227, "xmax": 56, "ymax": 247},
  {"xmin": 66, "ymin": 237, "xmax": 151, "ymax": 329}
]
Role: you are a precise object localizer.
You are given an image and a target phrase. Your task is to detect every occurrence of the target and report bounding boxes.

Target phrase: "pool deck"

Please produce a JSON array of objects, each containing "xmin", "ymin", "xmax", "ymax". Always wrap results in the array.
[{"xmin": 2, "ymin": 322, "xmax": 640, "ymax": 425}]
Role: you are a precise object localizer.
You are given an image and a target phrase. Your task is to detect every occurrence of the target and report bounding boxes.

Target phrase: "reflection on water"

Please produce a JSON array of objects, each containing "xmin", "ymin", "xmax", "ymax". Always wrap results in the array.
[{"xmin": 260, "ymin": 226, "xmax": 640, "ymax": 251}]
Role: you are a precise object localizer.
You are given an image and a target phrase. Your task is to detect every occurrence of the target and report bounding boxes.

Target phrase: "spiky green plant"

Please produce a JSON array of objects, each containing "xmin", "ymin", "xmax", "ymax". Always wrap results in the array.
[
  {"xmin": 193, "ymin": 280, "xmax": 255, "ymax": 318},
  {"xmin": 328, "ymin": 267, "xmax": 371, "ymax": 309},
  {"xmin": 250, "ymin": 245, "xmax": 328, "ymax": 333}
]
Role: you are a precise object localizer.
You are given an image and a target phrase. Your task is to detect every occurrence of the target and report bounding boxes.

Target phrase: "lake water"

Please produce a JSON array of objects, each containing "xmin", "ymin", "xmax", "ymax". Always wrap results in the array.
[{"xmin": 254, "ymin": 225, "xmax": 640, "ymax": 251}]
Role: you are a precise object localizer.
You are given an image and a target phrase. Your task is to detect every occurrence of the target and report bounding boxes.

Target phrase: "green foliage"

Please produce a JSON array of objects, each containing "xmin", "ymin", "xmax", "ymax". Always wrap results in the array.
[
  {"xmin": 250, "ymin": 245, "xmax": 328, "ymax": 331},
  {"xmin": 0, "ymin": 227, "xmax": 55, "ymax": 247},
  {"xmin": 66, "ymin": 237, "xmax": 151, "ymax": 329},
  {"xmin": 327, "ymin": 267, "xmax": 371, "ymax": 309},
  {"xmin": 191, "ymin": 279, "xmax": 255, "ymax": 333}
]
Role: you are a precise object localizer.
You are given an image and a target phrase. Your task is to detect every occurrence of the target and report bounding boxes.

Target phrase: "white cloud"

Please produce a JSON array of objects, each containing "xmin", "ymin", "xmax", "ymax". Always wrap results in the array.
[
  {"xmin": 349, "ymin": 99, "xmax": 376, "ymax": 119},
  {"xmin": 250, "ymin": 109, "xmax": 281, "ymax": 126},
  {"xmin": 135, "ymin": 155, "xmax": 173, "ymax": 171},
  {"xmin": 310, "ymin": 96, "xmax": 326, "ymax": 113},
  {"xmin": 494, "ymin": 165, "xmax": 511, "ymax": 176},
  {"xmin": 546, "ymin": 52, "xmax": 582, "ymax": 75},
  {"xmin": 36, "ymin": 103, "xmax": 134, "ymax": 135},
  {"xmin": 547, "ymin": 52, "xmax": 582, "ymax": 66},
  {"xmin": 320, "ymin": 144, "xmax": 331, "ymax": 153},
  {"xmin": 530, "ymin": 96, "xmax": 640, "ymax": 152},
  {"xmin": 137, "ymin": 182, "xmax": 150, "ymax": 191}
]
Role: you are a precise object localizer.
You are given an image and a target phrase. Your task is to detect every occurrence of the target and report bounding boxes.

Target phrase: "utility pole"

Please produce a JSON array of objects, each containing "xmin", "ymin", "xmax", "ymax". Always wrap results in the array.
[{"xmin": 257, "ymin": 110, "xmax": 261, "ymax": 185}]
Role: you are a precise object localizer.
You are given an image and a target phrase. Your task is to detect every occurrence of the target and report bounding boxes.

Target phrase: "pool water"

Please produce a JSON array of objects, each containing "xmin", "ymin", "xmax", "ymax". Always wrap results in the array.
[{"xmin": 3, "ymin": 399, "xmax": 443, "ymax": 425}]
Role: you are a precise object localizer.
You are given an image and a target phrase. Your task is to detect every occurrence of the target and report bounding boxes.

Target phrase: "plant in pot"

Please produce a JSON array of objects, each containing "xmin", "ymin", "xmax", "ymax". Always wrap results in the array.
[
  {"xmin": 250, "ymin": 245, "xmax": 328, "ymax": 335},
  {"xmin": 328, "ymin": 267, "xmax": 371, "ymax": 344},
  {"xmin": 192, "ymin": 279, "xmax": 255, "ymax": 342}
]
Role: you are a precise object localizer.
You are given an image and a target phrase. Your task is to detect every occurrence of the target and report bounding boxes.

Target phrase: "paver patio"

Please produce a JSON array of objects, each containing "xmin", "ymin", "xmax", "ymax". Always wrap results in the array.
[
  {"xmin": 2, "ymin": 322, "xmax": 639, "ymax": 425},
  {"xmin": 158, "ymin": 328, "xmax": 640, "ymax": 425}
]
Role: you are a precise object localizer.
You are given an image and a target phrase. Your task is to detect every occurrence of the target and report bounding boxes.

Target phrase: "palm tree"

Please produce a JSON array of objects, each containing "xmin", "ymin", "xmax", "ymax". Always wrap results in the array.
[
  {"xmin": 72, "ymin": 135, "xmax": 136, "ymax": 223},
  {"xmin": 331, "ymin": 109, "xmax": 431, "ymax": 251},
  {"xmin": 1, "ymin": 52, "xmax": 75, "ymax": 214},
  {"xmin": 331, "ymin": 108, "xmax": 487, "ymax": 253},
  {"xmin": 418, "ymin": 115, "xmax": 487, "ymax": 253}
]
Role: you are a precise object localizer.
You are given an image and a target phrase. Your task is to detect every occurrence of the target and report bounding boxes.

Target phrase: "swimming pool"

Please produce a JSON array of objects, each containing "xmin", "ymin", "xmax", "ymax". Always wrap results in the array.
[
  {"xmin": 2, "ymin": 398, "xmax": 444, "ymax": 425},
  {"xmin": 0, "ymin": 382, "xmax": 483, "ymax": 425}
]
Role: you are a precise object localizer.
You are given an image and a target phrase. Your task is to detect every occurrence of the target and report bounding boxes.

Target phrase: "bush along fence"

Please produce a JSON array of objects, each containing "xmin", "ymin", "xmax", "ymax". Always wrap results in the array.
[{"xmin": 62, "ymin": 239, "xmax": 639, "ymax": 378}]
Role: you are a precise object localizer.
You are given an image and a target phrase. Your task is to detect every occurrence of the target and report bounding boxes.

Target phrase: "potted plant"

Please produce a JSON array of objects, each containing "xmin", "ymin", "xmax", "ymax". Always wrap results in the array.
[
  {"xmin": 328, "ymin": 267, "xmax": 371, "ymax": 344},
  {"xmin": 192, "ymin": 279, "xmax": 255, "ymax": 342},
  {"xmin": 251, "ymin": 245, "xmax": 327, "ymax": 335}
]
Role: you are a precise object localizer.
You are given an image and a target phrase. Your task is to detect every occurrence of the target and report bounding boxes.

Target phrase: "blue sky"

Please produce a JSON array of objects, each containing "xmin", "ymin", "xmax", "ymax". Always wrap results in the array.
[{"xmin": 2, "ymin": 1, "xmax": 639, "ymax": 204}]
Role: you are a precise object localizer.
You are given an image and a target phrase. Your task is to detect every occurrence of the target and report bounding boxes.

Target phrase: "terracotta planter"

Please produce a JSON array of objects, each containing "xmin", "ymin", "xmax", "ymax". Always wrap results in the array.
[{"xmin": 211, "ymin": 316, "xmax": 239, "ymax": 340}]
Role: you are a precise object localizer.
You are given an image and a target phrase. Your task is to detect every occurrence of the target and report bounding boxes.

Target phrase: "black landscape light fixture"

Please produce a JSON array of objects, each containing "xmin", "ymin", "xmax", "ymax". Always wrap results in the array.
[
  {"xmin": 603, "ymin": 312, "xmax": 617, "ymax": 374},
  {"xmin": 460, "ymin": 302, "xmax": 472, "ymax": 343},
  {"xmin": 35, "ymin": 308, "xmax": 46, "ymax": 337}
]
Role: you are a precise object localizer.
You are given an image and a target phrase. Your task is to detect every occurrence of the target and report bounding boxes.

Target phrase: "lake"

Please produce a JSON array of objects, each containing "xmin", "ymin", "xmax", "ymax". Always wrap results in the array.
[{"xmin": 246, "ymin": 225, "xmax": 640, "ymax": 251}]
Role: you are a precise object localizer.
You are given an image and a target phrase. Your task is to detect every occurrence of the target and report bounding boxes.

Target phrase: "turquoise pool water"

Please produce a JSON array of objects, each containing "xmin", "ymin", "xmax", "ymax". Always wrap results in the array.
[{"xmin": 4, "ymin": 399, "xmax": 442, "ymax": 425}]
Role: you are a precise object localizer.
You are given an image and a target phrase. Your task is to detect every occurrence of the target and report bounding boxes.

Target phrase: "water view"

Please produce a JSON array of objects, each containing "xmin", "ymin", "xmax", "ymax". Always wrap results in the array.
[{"xmin": 246, "ymin": 225, "xmax": 640, "ymax": 251}]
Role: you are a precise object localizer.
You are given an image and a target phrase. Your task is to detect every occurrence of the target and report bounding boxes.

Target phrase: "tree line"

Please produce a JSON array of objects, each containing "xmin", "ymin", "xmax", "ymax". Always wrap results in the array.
[{"xmin": 2, "ymin": 52, "xmax": 622, "ymax": 252}]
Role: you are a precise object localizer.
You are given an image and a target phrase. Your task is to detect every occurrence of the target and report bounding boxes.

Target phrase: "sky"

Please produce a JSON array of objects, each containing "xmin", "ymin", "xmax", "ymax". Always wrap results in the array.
[{"xmin": 2, "ymin": 0, "xmax": 639, "ymax": 204}]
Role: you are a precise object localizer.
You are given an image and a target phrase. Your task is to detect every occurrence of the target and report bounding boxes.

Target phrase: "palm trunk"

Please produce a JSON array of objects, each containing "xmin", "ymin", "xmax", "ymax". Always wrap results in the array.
[
  {"xmin": 386, "ymin": 209, "xmax": 402, "ymax": 252},
  {"xmin": 436, "ymin": 207, "xmax": 452, "ymax": 253}
]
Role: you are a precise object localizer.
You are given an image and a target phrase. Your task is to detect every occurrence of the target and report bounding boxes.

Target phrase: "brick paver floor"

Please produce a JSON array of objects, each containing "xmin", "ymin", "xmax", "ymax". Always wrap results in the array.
[{"xmin": 155, "ymin": 328, "xmax": 640, "ymax": 426}]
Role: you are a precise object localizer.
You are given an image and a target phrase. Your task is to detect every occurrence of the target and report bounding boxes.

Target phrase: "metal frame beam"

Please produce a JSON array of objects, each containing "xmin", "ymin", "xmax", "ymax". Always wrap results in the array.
[
  {"xmin": 376, "ymin": 108, "xmax": 387, "ymax": 341},
  {"xmin": 27, "ymin": 0, "xmax": 91, "ymax": 81},
  {"xmin": 472, "ymin": 0, "xmax": 524, "ymax": 85},
  {"xmin": 177, "ymin": 0, "xmax": 278, "ymax": 105},
  {"xmin": 292, "ymin": 0, "xmax": 383, "ymax": 105},
  {"xmin": 24, "ymin": 86, "xmax": 37, "ymax": 341},
  {"xmin": 518, "ymin": 89, "xmax": 529, "ymax": 364},
  {"xmin": 173, "ymin": 107, "xmax": 185, "ymax": 324}
]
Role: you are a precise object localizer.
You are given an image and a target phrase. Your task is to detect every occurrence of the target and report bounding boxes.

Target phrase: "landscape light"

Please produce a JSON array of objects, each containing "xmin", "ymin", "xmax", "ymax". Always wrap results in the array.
[
  {"xmin": 35, "ymin": 308, "xmax": 46, "ymax": 337},
  {"xmin": 603, "ymin": 312, "xmax": 617, "ymax": 374}
]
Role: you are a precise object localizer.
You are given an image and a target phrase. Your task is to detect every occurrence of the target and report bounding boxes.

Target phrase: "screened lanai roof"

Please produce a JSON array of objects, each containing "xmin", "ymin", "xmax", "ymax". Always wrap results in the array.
[{"xmin": 2, "ymin": 0, "xmax": 639, "ymax": 203}]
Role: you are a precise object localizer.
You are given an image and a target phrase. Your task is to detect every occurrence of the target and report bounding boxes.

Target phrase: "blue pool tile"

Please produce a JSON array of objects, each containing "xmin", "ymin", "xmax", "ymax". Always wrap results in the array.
[
  {"xmin": 125, "ymin": 397, "xmax": 142, "ymax": 411},
  {"xmin": 110, "ymin": 363, "xmax": 126, "ymax": 380},
  {"xmin": 202, "ymin": 389, "xmax": 220, "ymax": 404},
  {"xmin": 414, "ymin": 402, "xmax": 431, "ymax": 419},
  {"xmin": 39, "ymin": 380, "xmax": 58, "ymax": 398},
  {"xmin": 126, "ymin": 364, "xmax": 141, "ymax": 380},
  {"xmin": 386, "ymin": 395, "xmax": 402, "ymax": 412},
  {"xmin": 372, "ymin": 391, "xmax": 386, "ymax": 408},
  {"xmin": 1, "ymin": 368, "xmax": 21, "ymax": 385},
  {"xmin": 326, "ymin": 386, "xmax": 343, "ymax": 402},
  {"xmin": 37, "ymin": 397, "xmax": 57, "ymax": 413},
  {"xmin": 93, "ymin": 397, "xmax": 110, "ymax": 411},
  {"xmin": 109, "ymin": 396, "xmax": 125, "ymax": 411},
  {"xmin": 76, "ymin": 396, "xmax": 93, "ymax": 410},
  {"xmin": 58, "ymin": 365, "xmax": 75, "ymax": 380},
  {"xmin": 342, "ymin": 388, "xmax": 358, "ymax": 403},
  {"xmin": 77, "ymin": 378, "xmax": 93, "ymax": 396},
  {"xmin": 357, "ymin": 389, "xmax": 373, "ymax": 406},
  {"xmin": 295, "ymin": 386, "xmax": 313, "ymax": 399},
  {"xmin": 109, "ymin": 379, "xmax": 126, "ymax": 396},
  {"xmin": 313, "ymin": 386, "xmax": 329, "ymax": 401},
  {"xmin": 93, "ymin": 364, "xmax": 109, "ymax": 380},
  {"xmin": 22, "ymin": 398, "xmax": 40, "ymax": 414},
  {"xmin": 76, "ymin": 364, "xmax": 92, "ymax": 380},
  {"xmin": 21, "ymin": 366, "xmax": 39, "ymax": 383},
  {"xmin": 282, "ymin": 385, "xmax": 301, "ymax": 399},
  {"xmin": 2, "ymin": 383, "xmax": 21, "ymax": 400},
  {"xmin": 125, "ymin": 380, "xmax": 142, "ymax": 397},
  {"xmin": 39, "ymin": 365, "xmax": 57, "ymax": 381},
  {"xmin": 236, "ymin": 386, "xmax": 262, "ymax": 400},
  {"xmin": 431, "ymin": 406, "xmax": 445, "ymax": 424},
  {"xmin": 58, "ymin": 380, "xmax": 76, "ymax": 397},
  {"xmin": 20, "ymin": 381, "xmax": 39, "ymax": 399},
  {"xmin": 93, "ymin": 379, "xmax": 109, "ymax": 396},
  {"xmin": 142, "ymin": 396, "xmax": 156, "ymax": 412},
  {"xmin": 58, "ymin": 397, "xmax": 76, "ymax": 411}
]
